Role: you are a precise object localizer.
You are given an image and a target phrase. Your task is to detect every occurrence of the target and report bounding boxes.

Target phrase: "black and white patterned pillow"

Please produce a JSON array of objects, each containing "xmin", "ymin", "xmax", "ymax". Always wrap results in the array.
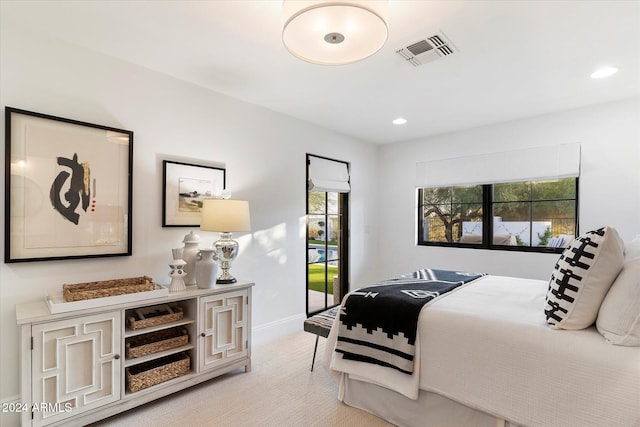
[{"xmin": 545, "ymin": 226, "xmax": 625, "ymax": 330}]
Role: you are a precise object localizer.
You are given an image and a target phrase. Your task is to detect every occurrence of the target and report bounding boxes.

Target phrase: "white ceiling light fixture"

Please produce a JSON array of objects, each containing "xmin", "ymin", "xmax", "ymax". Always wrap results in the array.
[
  {"xmin": 282, "ymin": 0, "xmax": 388, "ymax": 65},
  {"xmin": 392, "ymin": 118, "xmax": 407, "ymax": 125},
  {"xmin": 590, "ymin": 66, "xmax": 619, "ymax": 79}
]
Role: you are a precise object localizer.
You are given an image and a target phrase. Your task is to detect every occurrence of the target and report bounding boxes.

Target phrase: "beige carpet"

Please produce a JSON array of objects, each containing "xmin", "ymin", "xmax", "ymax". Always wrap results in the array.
[{"xmin": 91, "ymin": 331, "xmax": 394, "ymax": 427}]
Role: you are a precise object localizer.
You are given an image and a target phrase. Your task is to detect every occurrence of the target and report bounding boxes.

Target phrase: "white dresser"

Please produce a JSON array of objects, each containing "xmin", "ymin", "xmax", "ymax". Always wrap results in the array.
[{"xmin": 15, "ymin": 281, "xmax": 253, "ymax": 426}]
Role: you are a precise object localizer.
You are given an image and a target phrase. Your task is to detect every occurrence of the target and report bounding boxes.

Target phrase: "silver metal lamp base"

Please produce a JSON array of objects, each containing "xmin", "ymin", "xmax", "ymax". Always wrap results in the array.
[{"xmin": 214, "ymin": 232, "xmax": 239, "ymax": 285}]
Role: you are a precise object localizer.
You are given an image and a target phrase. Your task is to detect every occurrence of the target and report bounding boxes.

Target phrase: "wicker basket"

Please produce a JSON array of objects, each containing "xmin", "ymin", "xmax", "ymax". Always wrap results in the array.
[
  {"xmin": 127, "ymin": 304, "xmax": 184, "ymax": 330},
  {"xmin": 126, "ymin": 353, "xmax": 190, "ymax": 393},
  {"xmin": 126, "ymin": 327, "xmax": 189, "ymax": 359},
  {"xmin": 63, "ymin": 276, "xmax": 156, "ymax": 302}
]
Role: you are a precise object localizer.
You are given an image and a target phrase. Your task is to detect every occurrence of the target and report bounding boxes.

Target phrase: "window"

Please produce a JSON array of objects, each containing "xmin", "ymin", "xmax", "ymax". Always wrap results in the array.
[
  {"xmin": 419, "ymin": 185, "xmax": 484, "ymax": 244},
  {"xmin": 307, "ymin": 155, "xmax": 349, "ymax": 315},
  {"xmin": 418, "ymin": 177, "xmax": 578, "ymax": 252}
]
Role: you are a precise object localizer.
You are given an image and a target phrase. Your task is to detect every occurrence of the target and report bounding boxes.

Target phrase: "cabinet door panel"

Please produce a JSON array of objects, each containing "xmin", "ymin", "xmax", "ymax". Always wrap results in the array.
[
  {"xmin": 199, "ymin": 290, "xmax": 248, "ymax": 371},
  {"xmin": 31, "ymin": 311, "xmax": 121, "ymax": 426}
]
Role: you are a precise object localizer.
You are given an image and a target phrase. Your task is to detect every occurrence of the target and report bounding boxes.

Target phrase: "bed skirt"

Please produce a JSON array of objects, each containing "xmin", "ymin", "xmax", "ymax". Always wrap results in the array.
[{"xmin": 341, "ymin": 374, "xmax": 521, "ymax": 427}]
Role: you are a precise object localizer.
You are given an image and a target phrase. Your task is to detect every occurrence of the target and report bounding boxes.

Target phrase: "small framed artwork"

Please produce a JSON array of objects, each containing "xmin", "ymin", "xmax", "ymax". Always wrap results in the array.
[
  {"xmin": 162, "ymin": 160, "xmax": 226, "ymax": 227},
  {"xmin": 5, "ymin": 107, "xmax": 133, "ymax": 263}
]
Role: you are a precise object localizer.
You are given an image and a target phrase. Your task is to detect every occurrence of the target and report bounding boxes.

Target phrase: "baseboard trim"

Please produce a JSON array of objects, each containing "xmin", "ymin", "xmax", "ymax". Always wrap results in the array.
[{"xmin": 252, "ymin": 313, "xmax": 306, "ymax": 346}]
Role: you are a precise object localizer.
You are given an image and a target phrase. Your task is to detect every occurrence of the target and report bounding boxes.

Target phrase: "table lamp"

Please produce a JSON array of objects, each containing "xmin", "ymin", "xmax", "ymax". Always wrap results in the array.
[{"xmin": 200, "ymin": 199, "xmax": 251, "ymax": 284}]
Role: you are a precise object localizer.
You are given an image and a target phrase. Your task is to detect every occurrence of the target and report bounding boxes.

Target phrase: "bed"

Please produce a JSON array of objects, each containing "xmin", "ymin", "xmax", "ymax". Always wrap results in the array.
[{"xmin": 326, "ymin": 227, "xmax": 640, "ymax": 427}]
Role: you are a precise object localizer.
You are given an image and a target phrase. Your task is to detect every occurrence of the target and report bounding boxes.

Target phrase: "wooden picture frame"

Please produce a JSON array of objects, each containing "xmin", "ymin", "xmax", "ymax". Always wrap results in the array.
[
  {"xmin": 162, "ymin": 160, "xmax": 226, "ymax": 227},
  {"xmin": 4, "ymin": 107, "xmax": 133, "ymax": 263}
]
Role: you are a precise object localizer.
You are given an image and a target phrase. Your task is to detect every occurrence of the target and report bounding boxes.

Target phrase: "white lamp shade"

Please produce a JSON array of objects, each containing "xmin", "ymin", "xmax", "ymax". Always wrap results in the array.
[
  {"xmin": 200, "ymin": 200, "xmax": 251, "ymax": 232},
  {"xmin": 282, "ymin": 0, "xmax": 388, "ymax": 65}
]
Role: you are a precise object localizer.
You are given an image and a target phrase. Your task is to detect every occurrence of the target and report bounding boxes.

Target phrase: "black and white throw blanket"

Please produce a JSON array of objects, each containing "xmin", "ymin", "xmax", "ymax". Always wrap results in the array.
[{"xmin": 335, "ymin": 269, "xmax": 485, "ymax": 374}]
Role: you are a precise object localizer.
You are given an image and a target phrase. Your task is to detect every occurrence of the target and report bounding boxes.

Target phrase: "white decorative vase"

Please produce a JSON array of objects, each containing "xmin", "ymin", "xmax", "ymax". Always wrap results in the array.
[
  {"xmin": 168, "ymin": 248, "xmax": 187, "ymax": 292},
  {"xmin": 195, "ymin": 248, "xmax": 219, "ymax": 289},
  {"xmin": 182, "ymin": 231, "xmax": 201, "ymax": 286}
]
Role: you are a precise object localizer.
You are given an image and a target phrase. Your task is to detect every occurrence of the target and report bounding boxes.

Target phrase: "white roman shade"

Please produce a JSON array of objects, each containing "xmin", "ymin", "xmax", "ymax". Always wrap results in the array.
[
  {"xmin": 416, "ymin": 143, "xmax": 581, "ymax": 188},
  {"xmin": 308, "ymin": 156, "xmax": 350, "ymax": 193}
]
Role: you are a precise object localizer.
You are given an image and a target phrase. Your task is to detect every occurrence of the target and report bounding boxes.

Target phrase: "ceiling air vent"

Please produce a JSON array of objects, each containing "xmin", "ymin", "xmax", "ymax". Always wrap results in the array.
[{"xmin": 396, "ymin": 33, "xmax": 456, "ymax": 67}]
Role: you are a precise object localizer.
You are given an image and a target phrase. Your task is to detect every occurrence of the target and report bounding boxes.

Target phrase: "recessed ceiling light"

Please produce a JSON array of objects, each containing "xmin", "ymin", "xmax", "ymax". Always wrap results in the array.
[
  {"xmin": 392, "ymin": 118, "xmax": 407, "ymax": 125},
  {"xmin": 590, "ymin": 66, "xmax": 619, "ymax": 79}
]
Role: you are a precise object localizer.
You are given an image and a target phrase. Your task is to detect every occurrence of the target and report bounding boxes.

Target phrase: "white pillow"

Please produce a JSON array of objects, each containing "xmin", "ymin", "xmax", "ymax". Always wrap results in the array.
[
  {"xmin": 596, "ymin": 260, "xmax": 640, "ymax": 346},
  {"xmin": 624, "ymin": 234, "xmax": 640, "ymax": 262},
  {"xmin": 545, "ymin": 226, "xmax": 625, "ymax": 330}
]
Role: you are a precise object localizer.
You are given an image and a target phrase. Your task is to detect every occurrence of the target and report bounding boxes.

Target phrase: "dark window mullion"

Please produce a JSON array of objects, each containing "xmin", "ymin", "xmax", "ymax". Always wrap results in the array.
[
  {"xmin": 449, "ymin": 194, "xmax": 454, "ymax": 243},
  {"xmin": 575, "ymin": 178, "xmax": 580, "ymax": 236},
  {"xmin": 484, "ymin": 184, "xmax": 491, "ymax": 248},
  {"xmin": 529, "ymin": 182, "xmax": 534, "ymax": 247},
  {"xmin": 327, "ymin": 196, "xmax": 330, "ymax": 302},
  {"xmin": 324, "ymin": 193, "xmax": 329, "ymax": 309},
  {"xmin": 338, "ymin": 191, "xmax": 349, "ymax": 304}
]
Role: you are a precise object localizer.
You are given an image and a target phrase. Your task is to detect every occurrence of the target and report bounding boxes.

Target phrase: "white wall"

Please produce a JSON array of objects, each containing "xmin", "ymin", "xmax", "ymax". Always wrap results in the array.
[
  {"xmin": 377, "ymin": 97, "xmax": 640, "ymax": 280},
  {"xmin": 0, "ymin": 24, "xmax": 381, "ymax": 409}
]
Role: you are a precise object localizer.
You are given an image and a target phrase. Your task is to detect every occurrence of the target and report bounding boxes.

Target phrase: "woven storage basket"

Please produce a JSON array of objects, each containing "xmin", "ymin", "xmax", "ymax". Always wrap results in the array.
[
  {"xmin": 63, "ymin": 276, "xmax": 155, "ymax": 302},
  {"xmin": 126, "ymin": 353, "xmax": 190, "ymax": 393},
  {"xmin": 126, "ymin": 327, "xmax": 189, "ymax": 359},
  {"xmin": 127, "ymin": 305, "xmax": 184, "ymax": 330}
]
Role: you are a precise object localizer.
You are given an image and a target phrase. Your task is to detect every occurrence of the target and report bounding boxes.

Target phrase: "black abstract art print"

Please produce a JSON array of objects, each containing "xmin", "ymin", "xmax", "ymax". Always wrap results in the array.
[{"xmin": 4, "ymin": 107, "xmax": 133, "ymax": 262}]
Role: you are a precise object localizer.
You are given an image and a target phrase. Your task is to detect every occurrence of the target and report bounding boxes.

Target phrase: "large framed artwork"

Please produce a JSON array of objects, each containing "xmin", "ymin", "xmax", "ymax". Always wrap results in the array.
[
  {"xmin": 162, "ymin": 160, "xmax": 226, "ymax": 227},
  {"xmin": 4, "ymin": 107, "xmax": 133, "ymax": 263}
]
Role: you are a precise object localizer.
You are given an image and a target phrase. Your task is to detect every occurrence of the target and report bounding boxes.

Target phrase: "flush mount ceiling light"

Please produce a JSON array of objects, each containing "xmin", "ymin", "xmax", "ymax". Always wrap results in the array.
[
  {"xmin": 392, "ymin": 117, "xmax": 407, "ymax": 125},
  {"xmin": 590, "ymin": 66, "xmax": 619, "ymax": 79},
  {"xmin": 282, "ymin": 1, "xmax": 388, "ymax": 65}
]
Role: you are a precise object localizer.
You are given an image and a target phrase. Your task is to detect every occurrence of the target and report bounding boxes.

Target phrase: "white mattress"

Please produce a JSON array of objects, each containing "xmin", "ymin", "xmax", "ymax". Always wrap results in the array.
[{"xmin": 329, "ymin": 275, "xmax": 640, "ymax": 426}]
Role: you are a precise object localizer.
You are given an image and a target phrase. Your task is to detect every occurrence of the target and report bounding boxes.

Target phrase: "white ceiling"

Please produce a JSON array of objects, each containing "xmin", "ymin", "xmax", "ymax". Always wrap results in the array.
[{"xmin": 2, "ymin": 0, "xmax": 639, "ymax": 144}]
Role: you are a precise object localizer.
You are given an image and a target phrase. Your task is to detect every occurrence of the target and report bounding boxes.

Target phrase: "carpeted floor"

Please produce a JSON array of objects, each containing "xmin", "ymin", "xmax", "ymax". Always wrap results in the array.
[{"xmin": 90, "ymin": 331, "xmax": 394, "ymax": 427}]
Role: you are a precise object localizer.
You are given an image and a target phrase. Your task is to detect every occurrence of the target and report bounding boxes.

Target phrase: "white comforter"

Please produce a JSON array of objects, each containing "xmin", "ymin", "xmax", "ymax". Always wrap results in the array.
[{"xmin": 329, "ymin": 275, "xmax": 640, "ymax": 426}]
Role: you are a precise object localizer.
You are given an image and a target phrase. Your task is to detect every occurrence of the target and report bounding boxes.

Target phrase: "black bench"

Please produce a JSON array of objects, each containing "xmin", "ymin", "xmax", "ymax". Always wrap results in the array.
[{"xmin": 303, "ymin": 306, "xmax": 339, "ymax": 371}]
